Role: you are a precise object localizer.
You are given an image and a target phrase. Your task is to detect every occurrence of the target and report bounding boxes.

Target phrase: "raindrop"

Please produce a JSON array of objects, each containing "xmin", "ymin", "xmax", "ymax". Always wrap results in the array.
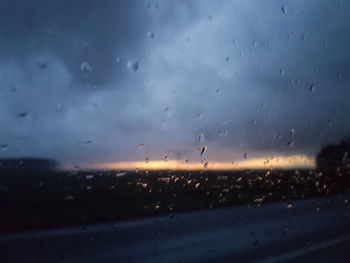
[
  {"xmin": 251, "ymin": 120, "xmax": 257, "ymax": 125},
  {"xmin": 138, "ymin": 144, "xmax": 145, "ymax": 150},
  {"xmin": 164, "ymin": 155, "xmax": 169, "ymax": 162},
  {"xmin": 225, "ymin": 56, "xmax": 230, "ymax": 62},
  {"xmin": 80, "ymin": 62, "xmax": 92, "ymax": 73},
  {"xmin": 219, "ymin": 130, "xmax": 227, "ymax": 136},
  {"xmin": 197, "ymin": 113, "xmax": 203, "ymax": 120},
  {"xmin": 309, "ymin": 84, "xmax": 315, "ymax": 92},
  {"xmin": 55, "ymin": 103, "xmax": 62, "ymax": 111},
  {"xmin": 116, "ymin": 57, "xmax": 122, "ymax": 63},
  {"xmin": 216, "ymin": 89, "xmax": 221, "ymax": 94},
  {"xmin": 208, "ymin": 15, "xmax": 213, "ymax": 20},
  {"xmin": 85, "ymin": 175, "xmax": 94, "ymax": 180},
  {"xmin": 127, "ymin": 60, "xmax": 139, "ymax": 72},
  {"xmin": 83, "ymin": 140, "xmax": 92, "ymax": 144},
  {"xmin": 200, "ymin": 146, "xmax": 208, "ymax": 156},
  {"xmin": 203, "ymin": 162, "xmax": 208, "ymax": 168},
  {"xmin": 244, "ymin": 153, "xmax": 248, "ymax": 159},
  {"xmin": 116, "ymin": 172, "xmax": 127, "ymax": 177},
  {"xmin": 37, "ymin": 59, "xmax": 48, "ymax": 69},
  {"xmin": 281, "ymin": 6, "xmax": 287, "ymax": 14},
  {"xmin": 289, "ymin": 129, "xmax": 295, "ymax": 136},
  {"xmin": 0, "ymin": 144, "xmax": 8, "ymax": 151},
  {"xmin": 164, "ymin": 106, "xmax": 171, "ymax": 116},
  {"xmin": 287, "ymin": 202, "xmax": 293, "ymax": 209},
  {"xmin": 147, "ymin": 31, "xmax": 154, "ymax": 39},
  {"xmin": 145, "ymin": 158, "xmax": 150, "ymax": 163},
  {"xmin": 199, "ymin": 132, "xmax": 205, "ymax": 142},
  {"xmin": 86, "ymin": 186, "xmax": 93, "ymax": 190},
  {"xmin": 287, "ymin": 141, "xmax": 294, "ymax": 148},
  {"xmin": 17, "ymin": 112, "xmax": 32, "ymax": 121},
  {"xmin": 17, "ymin": 112, "xmax": 28, "ymax": 118}
]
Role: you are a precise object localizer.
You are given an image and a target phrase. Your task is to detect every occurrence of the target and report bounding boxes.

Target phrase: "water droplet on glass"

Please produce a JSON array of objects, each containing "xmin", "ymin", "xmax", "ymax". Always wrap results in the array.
[
  {"xmin": 216, "ymin": 89, "xmax": 221, "ymax": 94},
  {"xmin": 287, "ymin": 202, "xmax": 293, "ymax": 209},
  {"xmin": 289, "ymin": 129, "xmax": 295, "ymax": 136},
  {"xmin": 17, "ymin": 112, "xmax": 28, "ymax": 118},
  {"xmin": 0, "ymin": 144, "xmax": 8, "ymax": 151},
  {"xmin": 287, "ymin": 141, "xmax": 294, "ymax": 148},
  {"xmin": 17, "ymin": 112, "xmax": 32, "ymax": 121},
  {"xmin": 225, "ymin": 56, "xmax": 230, "ymax": 62},
  {"xmin": 138, "ymin": 144, "xmax": 145, "ymax": 150},
  {"xmin": 80, "ymin": 62, "xmax": 92, "ymax": 73},
  {"xmin": 147, "ymin": 31, "xmax": 154, "ymax": 39},
  {"xmin": 219, "ymin": 130, "xmax": 228, "ymax": 136},
  {"xmin": 116, "ymin": 172, "xmax": 127, "ymax": 177},
  {"xmin": 85, "ymin": 175, "xmax": 94, "ymax": 180},
  {"xmin": 251, "ymin": 120, "xmax": 257, "ymax": 125},
  {"xmin": 164, "ymin": 106, "xmax": 171, "ymax": 116},
  {"xmin": 37, "ymin": 59, "xmax": 48, "ymax": 69},
  {"xmin": 199, "ymin": 132, "xmax": 205, "ymax": 142},
  {"xmin": 164, "ymin": 155, "xmax": 169, "ymax": 162},
  {"xmin": 208, "ymin": 15, "xmax": 213, "ymax": 20},
  {"xmin": 244, "ymin": 153, "xmax": 248, "ymax": 159},
  {"xmin": 145, "ymin": 158, "xmax": 150, "ymax": 163},
  {"xmin": 309, "ymin": 84, "xmax": 315, "ymax": 92},
  {"xmin": 281, "ymin": 6, "xmax": 287, "ymax": 14},
  {"xmin": 203, "ymin": 162, "xmax": 208, "ymax": 168},
  {"xmin": 200, "ymin": 146, "xmax": 208, "ymax": 156},
  {"xmin": 127, "ymin": 60, "xmax": 139, "ymax": 72},
  {"xmin": 116, "ymin": 57, "xmax": 122, "ymax": 63}
]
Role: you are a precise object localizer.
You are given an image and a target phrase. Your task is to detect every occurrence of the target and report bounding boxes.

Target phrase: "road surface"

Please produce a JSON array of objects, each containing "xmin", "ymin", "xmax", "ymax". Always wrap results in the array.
[{"xmin": 1, "ymin": 193, "xmax": 350, "ymax": 262}]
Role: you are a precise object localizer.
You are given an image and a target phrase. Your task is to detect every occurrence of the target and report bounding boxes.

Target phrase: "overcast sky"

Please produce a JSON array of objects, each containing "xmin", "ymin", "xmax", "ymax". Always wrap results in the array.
[{"xmin": 0, "ymin": 0, "xmax": 349, "ymax": 168}]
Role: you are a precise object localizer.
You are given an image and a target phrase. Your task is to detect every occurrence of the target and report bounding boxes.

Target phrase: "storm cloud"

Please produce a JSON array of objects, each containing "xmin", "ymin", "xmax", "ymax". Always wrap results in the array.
[{"xmin": 0, "ymin": 0, "xmax": 349, "ymax": 168}]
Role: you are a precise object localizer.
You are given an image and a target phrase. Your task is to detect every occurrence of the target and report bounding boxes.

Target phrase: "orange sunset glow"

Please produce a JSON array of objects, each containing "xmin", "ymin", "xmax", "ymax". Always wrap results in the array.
[{"xmin": 88, "ymin": 154, "xmax": 315, "ymax": 171}]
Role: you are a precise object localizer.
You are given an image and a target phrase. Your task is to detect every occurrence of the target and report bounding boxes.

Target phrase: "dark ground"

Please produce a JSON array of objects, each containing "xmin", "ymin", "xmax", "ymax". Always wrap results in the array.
[{"xmin": 1, "ymin": 167, "xmax": 350, "ymax": 233}]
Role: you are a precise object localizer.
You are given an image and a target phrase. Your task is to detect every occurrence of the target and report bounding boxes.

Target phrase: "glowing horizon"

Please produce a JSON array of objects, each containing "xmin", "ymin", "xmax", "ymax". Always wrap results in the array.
[{"xmin": 84, "ymin": 154, "xmax": 315, "ymax": 171}]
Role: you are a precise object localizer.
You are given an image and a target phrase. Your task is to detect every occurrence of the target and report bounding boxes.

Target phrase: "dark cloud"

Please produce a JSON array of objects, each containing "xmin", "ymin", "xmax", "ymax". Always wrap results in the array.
[{"xmin": 0, "ymin": 0, "xmax": 349, "ymax": 167}]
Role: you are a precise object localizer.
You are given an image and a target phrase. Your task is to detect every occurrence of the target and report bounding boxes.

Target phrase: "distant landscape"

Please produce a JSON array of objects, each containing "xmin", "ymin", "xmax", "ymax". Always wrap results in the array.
[{"xmin": 1, "ymin": 138, "xmax": 350, "ymax": 233}]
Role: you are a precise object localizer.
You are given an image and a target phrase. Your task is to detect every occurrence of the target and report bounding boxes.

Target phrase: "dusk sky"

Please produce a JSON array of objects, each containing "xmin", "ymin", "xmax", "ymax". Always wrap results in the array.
[{"xmin": 0, "ymin": 0, "xmax": 349, "ymax": 169}]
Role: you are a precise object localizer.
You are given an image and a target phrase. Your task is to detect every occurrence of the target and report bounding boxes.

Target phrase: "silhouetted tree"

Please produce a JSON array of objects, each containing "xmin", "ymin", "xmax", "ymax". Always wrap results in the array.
[{"xmin": 317, "ymin": 137, "xmax": 350, "ymax": 171}]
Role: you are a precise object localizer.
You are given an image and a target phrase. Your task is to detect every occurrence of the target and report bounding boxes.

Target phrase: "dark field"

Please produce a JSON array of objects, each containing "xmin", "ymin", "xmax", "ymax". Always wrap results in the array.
[{"xmin": 1, "ymin": 168, "xmax": 350, "ymax": 233}]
